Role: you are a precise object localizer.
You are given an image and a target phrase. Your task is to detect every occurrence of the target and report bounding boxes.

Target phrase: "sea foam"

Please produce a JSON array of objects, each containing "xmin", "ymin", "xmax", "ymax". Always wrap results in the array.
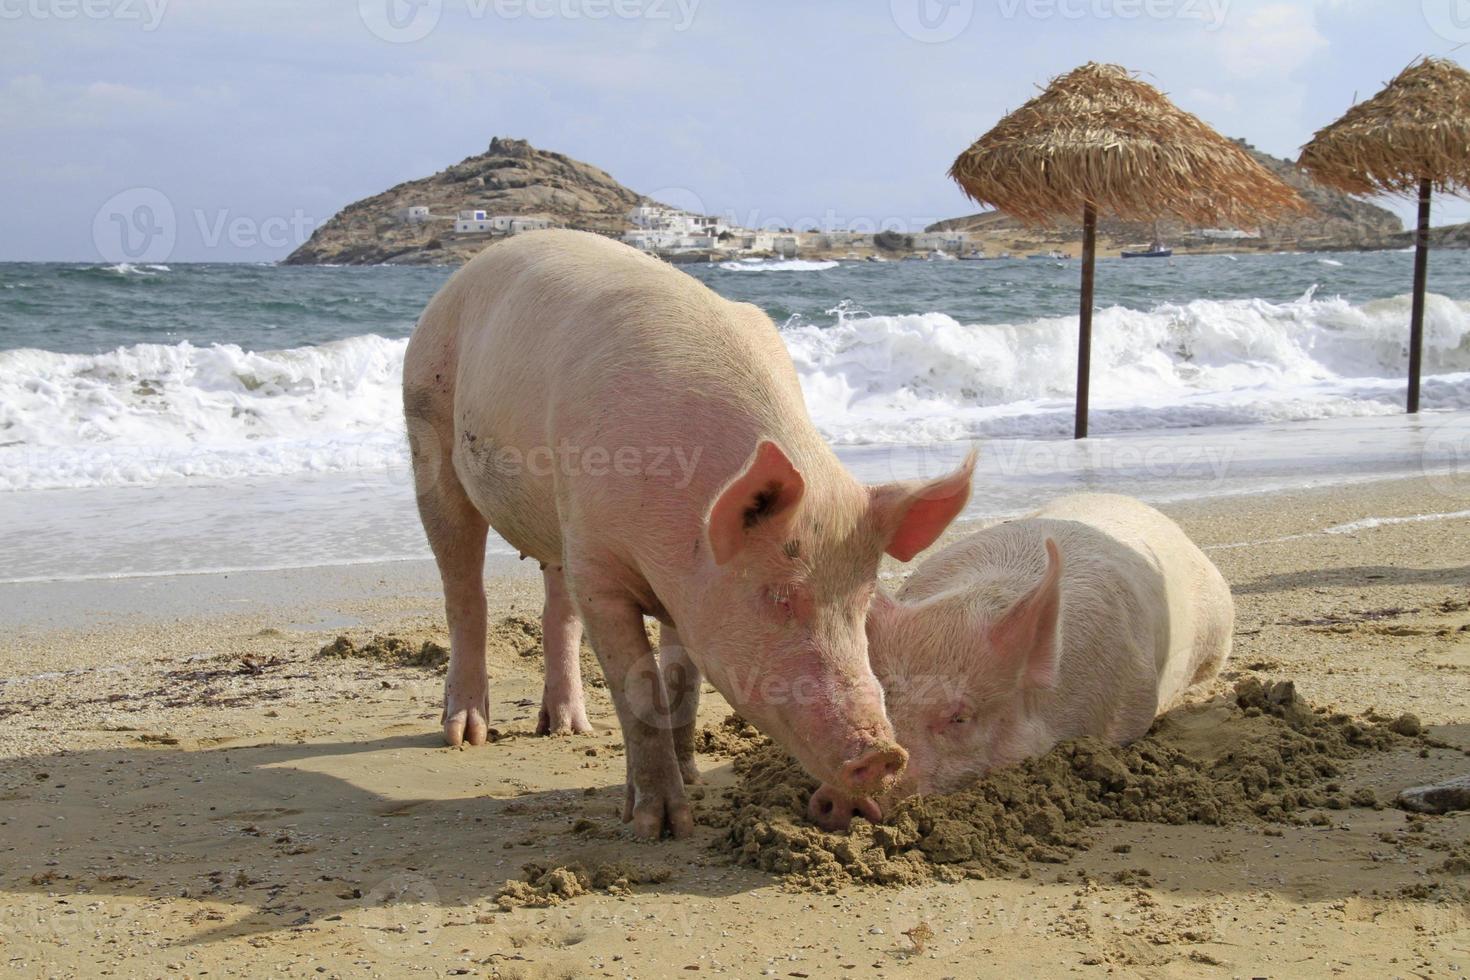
[
  {"xmin": 2, "ymin": 290, "xmax": 1468, "ymax": 490},
  {"xmin": 717, "ymin": 258, "xmax": 839, "ymax": 272}
]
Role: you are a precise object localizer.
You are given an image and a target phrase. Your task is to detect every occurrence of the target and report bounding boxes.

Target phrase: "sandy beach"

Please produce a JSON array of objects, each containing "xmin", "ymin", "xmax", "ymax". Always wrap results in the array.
[{"xmin": 2, "ymin": 472, "xmax": 1467, "ymax": 978}]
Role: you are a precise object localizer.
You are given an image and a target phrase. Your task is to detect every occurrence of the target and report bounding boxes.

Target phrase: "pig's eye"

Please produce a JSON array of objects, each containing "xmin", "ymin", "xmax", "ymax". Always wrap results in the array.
[
  {"xmin": 762, "ymin": 583, "xmax": 812, "ymax": 623},
  {"xmin": 929, "ymin": 710, "xmax": 973, "ymax": 738}
]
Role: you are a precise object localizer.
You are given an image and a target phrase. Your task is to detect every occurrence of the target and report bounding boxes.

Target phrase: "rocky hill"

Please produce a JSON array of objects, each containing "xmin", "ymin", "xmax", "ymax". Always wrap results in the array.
[
  {"xmin": 284, "ymin": 138, "xmax": 649, "ymax": 266},
  {"xmin": 1388, "ymin": 222, "xmax": 1470, "ymax": 249},
  {"xmin": 286, "ymin": 138, "xmax": 1412, "ymax": 266},
  {"xmin": 930, "ymin": 144, "xmax": 1404, "ymax": 255}
]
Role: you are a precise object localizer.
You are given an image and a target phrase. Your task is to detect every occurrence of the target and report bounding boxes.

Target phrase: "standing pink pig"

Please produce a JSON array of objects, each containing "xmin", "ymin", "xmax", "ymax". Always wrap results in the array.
[
  {"xmin": 809, "ymin": 493, "xmax": 1233, "ymax": 830},
  {"xmin": 402, "ymin": 231, "xmax": 975, "ymax": 838}
]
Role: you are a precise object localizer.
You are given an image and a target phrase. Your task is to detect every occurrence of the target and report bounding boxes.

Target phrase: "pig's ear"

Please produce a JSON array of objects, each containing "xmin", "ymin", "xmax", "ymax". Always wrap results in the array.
[
  {"xmin": 988, "ymin": 538, "xmax": 1063, "ymax": 690},
  {"xmin": 706, "ymin": 440, "xmax": 806, "ymax": 565},
  {"xmin": 871, "ymin": 450, "xmax": 977, "ymax": 562}
]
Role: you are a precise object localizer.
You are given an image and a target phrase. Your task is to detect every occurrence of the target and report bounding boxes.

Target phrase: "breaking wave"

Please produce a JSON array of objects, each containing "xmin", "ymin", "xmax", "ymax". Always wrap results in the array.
[{"xmin": 4, "ymin": 289, "xmax": 1469, "ymax": 489}]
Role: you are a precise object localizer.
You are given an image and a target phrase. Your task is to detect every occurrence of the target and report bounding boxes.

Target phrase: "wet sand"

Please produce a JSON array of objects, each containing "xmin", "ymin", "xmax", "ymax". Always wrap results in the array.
[{"xmin": 1, "ymin": 474, "xmax": 1468, "ymax": 977}]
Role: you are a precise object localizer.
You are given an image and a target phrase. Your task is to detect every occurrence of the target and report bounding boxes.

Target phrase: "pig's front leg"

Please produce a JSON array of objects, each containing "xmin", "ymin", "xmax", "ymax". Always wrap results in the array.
[
  {"xmin": 577, "ymin": 588, "xmax": 693, "ymax": 839},
  {"xmin": 658, "ymin": 625, "xmax": 702, "ymax": 785},
  {"xmin": 537, "ymin": 565, "xmax": 593, "ymax": 735}
]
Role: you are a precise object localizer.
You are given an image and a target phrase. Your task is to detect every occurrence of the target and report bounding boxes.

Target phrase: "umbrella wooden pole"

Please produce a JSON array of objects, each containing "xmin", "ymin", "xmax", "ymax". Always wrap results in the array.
[
  {"xmin": 1075, "ymin": 203, "xmax": 1097, "ymax": 439},
  {"xmin": 1407, "ymin": 177, "xmax": 1432, "ymax": 414}
]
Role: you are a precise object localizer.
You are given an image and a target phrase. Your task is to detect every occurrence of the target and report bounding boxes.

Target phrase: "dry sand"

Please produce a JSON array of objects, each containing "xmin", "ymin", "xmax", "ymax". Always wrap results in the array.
[{"xmin": 1, "ymin": 475, "xmax": 1468, "ymax": 978}]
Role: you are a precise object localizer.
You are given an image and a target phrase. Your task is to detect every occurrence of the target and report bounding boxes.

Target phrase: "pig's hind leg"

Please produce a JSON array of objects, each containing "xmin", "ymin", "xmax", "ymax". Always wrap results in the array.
[
  {"xmin": 407, "ymin": 390, "xmax": 492, "ymax": 748},
  {"xmin": 659, "ymin": 625, "xmax": 703, "ymax": 784},
  {"xmin": 537, "ymin": 565, "xmax": 593, "ymax": 735}
]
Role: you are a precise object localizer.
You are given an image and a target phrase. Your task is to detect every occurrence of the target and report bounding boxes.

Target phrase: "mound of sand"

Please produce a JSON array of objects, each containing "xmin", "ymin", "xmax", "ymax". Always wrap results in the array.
[
  {"xmin": 315, "ymin": 615, "xmax": 607, "ymax": 686},
  {"xmin": 318, "ymin": 634, "xmax": 450, "ymax": 671},
  {"xmin": 723, "ymin": 679, "xmax": 1416, "ymax": 892},
  {"xmin": 694, "ymin": 713, "xmax": 768, "ymax": 757},
  {"xmin": 495, "ymin": 860, "xmax": 675, "ymax": 910}
]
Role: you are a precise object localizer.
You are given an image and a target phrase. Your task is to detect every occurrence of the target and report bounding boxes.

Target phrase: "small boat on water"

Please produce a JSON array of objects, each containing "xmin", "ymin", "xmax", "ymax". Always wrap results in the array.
[
  {"xmin": 928, "ymin": 249, "xmax": 957, "ymax": 261},
  {"xmin": 1027, "ymin": 250, "xmax": 1068, "ymax": 260},
  {"xmin": 1121, "ymin": 238, "xmax": 1172, "ymax": 259}
]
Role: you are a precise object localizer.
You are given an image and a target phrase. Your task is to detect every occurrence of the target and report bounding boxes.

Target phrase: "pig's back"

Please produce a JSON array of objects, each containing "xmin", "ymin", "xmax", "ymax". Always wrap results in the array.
[
  {"xmin": 1029, "ymin": 495, "xmax": 1233, "ymax": 709},
  {"xmin": 440, "ymin": 230, "xmax": 806, "ymax": 435}
]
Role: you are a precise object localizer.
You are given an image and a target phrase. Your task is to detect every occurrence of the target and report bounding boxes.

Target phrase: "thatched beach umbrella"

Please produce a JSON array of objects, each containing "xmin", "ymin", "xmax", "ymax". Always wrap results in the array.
[
  {"xmin": 1299, "ymin": 57, "xmax": 1470, "ymax": 414},
  {"xmin": 950, "ymin": 63, "xmax": 1306, "ymax": 438}
]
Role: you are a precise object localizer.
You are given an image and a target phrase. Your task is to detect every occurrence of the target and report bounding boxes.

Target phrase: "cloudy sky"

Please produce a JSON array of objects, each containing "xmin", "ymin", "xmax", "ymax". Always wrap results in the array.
[{"xmin": 0, "ymin": 0, "xmax": 1463, "ymax": 261}]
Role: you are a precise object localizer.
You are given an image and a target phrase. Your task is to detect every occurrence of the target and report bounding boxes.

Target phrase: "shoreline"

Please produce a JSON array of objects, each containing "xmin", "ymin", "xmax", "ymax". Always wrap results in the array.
[{"xmin": 8, "ymin": 410, "xmax": 1470, "ymax": 596}]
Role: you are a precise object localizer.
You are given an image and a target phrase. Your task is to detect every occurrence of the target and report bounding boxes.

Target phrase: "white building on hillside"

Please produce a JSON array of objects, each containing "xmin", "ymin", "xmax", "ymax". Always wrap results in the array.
[
  {"xmin": 510, "ymin": 216, "xmax": 553, "ymax": 233},
  {"xmin": 623, "ymin": 205, "xmax": 729, "ymax": 251},
  {"xmin": 912, "ymin": 231, "xmax": 971, "ymax": 252},
  {"xmin": 394, "ymin": 205, "xmax": 431, "ymax": 224},
  {"xmin": 453, "ymin": 212, "xmax": 554, "ymax": 235},
  {"xmin": 455, "ymin": 210, "xmax": 495, "ymax": 234}
]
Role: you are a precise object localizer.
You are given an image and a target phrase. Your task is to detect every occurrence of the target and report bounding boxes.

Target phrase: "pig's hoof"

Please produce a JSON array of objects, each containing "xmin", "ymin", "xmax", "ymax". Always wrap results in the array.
[
  {"xmin": 677, "ymin": 756, "xmax": 702, "ymax": 786},
  {"xmin": 622, "ymin": 782, "xmax": 694, "ymax": 840},
  {"xmin": 535, "ymin": 701, "xmax": 593, "ymax": 736},
  {"xmin": 807, "ymin": 785, "xmax": 883, "ymax": 832},
  {"xmin": 442, "ymin": 687, "xmax": 491, "ymax": 747}
]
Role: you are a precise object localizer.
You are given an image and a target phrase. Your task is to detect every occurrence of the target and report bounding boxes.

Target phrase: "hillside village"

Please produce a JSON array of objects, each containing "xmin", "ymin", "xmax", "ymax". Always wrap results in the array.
[{"xmin": 284, "ymin": 137, "xmax": 1406, "ymax": 267}]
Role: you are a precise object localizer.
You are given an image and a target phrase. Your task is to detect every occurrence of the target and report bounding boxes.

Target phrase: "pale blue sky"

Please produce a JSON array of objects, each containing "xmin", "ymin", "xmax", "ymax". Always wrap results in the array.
[{"xmin": 0, "ymin": 0, "xmax": 1463, "ymax": 261}]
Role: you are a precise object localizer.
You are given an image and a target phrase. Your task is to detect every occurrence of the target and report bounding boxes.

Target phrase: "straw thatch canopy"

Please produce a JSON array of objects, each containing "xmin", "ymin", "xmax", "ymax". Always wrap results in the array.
[
  {"xmin": 1299, "ymin": 57, "xmax": 1470, "ymax": 197},
  {"xmin": 949, "ymin": 62, "xmax": 1306, "ymax": 227}
]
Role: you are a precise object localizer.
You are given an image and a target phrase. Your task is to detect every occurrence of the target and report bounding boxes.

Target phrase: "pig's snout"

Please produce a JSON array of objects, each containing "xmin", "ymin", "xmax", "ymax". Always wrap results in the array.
[
  {"xmin": 837, "ymin": 743, "xmax": 907, "ymax": 795},
  {"xmin": 807, "ymin": 784, "xmax": 884, "ymax": 832}
]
